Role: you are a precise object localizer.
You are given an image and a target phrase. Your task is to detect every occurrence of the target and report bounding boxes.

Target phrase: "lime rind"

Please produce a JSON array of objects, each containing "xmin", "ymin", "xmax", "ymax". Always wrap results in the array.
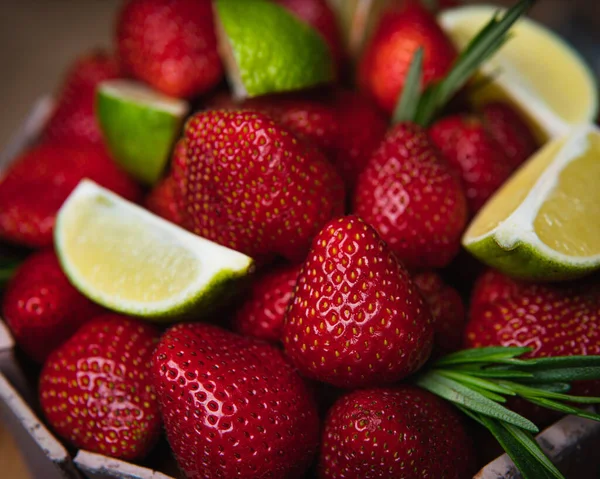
[
  {"xmin": 215, "ymin": 0, "xmax": 335, "ymax": 98},
  {"xmin": 439, "ymin": 4, "xmax": 599, "ymax": 138},
  {"xmin": 96, "ymin": 80, "xmax": 189, "ymax": 185},
  {"xmin": 55, "ymin": 180, "xmax": 253, "ymax": 321},
  {"xmin": 463, "ymin": 124, "xmax": 600, "ymax": 281}
]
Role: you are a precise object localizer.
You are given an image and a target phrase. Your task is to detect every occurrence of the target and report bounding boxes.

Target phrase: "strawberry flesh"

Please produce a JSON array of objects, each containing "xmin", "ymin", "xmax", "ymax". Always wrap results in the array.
[
  {"xmin": 283, "ymin": 216, "xmax": 433, "ymax": 388},
  {"xmin": 39, "ymin": 315, "xmax": 161, "ymax": 460},
  {"xmin": 44, "ymin": 51, "xmax": 120, "ymax": 146},
  {"xmin": 151, "ymin": 323, "xmax": 320, "ymax": 479},
  {"xmin": 0, "ymin": 144, "xmax": 142, "ymax": 248},
  {"xmin": 319, "ymin": 386, "xmax": 476, "ymax": 478},
  {"xmin": 2, "ymin": 250, "xmax": 104, "ymax": 363},
  {"xmin": 183, "ymin": 109, "xmax": 345, "ymax": 263},
  {"xmin": 353, "ymin": 122, "xmax": 468, "ymax": 270},
  {"xmin": 117, "ymin": 0, "xmax": 223, "ymax": 98},
  {"xmin": 233, "ymin": 263, "xmax": 301, "ymax": 342}
]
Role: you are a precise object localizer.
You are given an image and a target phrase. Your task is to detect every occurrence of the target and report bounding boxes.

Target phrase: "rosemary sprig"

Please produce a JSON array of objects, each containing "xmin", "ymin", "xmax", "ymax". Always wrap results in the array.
[
  {"xmin": 392, "ymin": 0, "xmax": 536, "ymax": 126},
  {"xmin": 415, "ymin": 347, "xmax": 600, "ymax": 479}
]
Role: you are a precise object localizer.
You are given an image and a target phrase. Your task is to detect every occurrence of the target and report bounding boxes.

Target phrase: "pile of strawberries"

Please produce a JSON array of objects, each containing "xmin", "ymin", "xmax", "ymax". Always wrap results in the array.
[{"xmin": 1, "ymin": 1, "xmax": 599, "ymax": 478}]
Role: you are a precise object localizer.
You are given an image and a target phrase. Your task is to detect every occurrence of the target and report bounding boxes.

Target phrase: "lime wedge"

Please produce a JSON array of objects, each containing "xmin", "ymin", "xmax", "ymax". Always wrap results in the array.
[
  {"xmin": 463, "ymin": 124, "xmax": 600, "ymax": 281},
  {"xmin": 439, "ymin": 5, "xmax": 598, "ymax": 141},
  {"xmin": 54, "ymin": 180, "xmax": 253, "ymax": 320},
  {"xmin": 96, "ymin": 79, "xmax": 189, "ymax": 185},
  {"xmin": 215, "ymin": 0, "xmax": 335, "ymax": 99}
]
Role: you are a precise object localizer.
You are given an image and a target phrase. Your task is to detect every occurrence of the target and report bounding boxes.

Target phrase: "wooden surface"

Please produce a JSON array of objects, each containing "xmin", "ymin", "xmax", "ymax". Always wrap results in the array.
[{"xmin": 0, "ymin": 424, "xmax": 31, "ymax": 479}]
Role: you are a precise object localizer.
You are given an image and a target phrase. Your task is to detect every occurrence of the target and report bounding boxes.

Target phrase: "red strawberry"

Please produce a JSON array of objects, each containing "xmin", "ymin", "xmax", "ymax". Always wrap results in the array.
[
  {"xmin": 244, "ymin": 95, "xmax": 340, "ymax": 154},
  {"xmin": 328, "ymin": 89, "xmax": 388, "ymax": 190},
  {"xmin": 151, "ymin": 322, "xmax": 320, "ymax": 479},
  {"xmin": 39, "ymin": 315, "xmax": 161, "ymax": 460},
  {"xmin": 353, "ymin": 122, "xmax": 468, "ymax": 270},
  {"xmin": 274, "ymin": 0, "xmax": 344, "ymax": 72},
  {"xmin": 481, "ymin": 101, "xmax": 539, "ymax": 169},
  {"xmin": 44, "ymin": 51, "xmax": 120, "ymax": 146},
  {"xmin": 469, "ymin": 268, "xmax": 521, "ymax": 320},
  {"xmin": 2, "ymin": 250, "xmax": 104, "ymax": 363},
  {"xmin": 0, "ymin": 144, "xmax": 142, "ymax": 248},
  {"xmin": 183, "ymin": 109, "xmax": 345, "ymax": 263},
  {"xmin": 233, "ymin": 264, "xmax": 301, "ymax": 342},
  {"xmin": 414, "ymin": 271, "xmax": 466, "ymax": 355},
  {"xmin": 144, "ymin": 175, "xmax": 184, "ymax": 226},
  {"xmin": 319, "ymin": 386, "xmax": 476, "ymax": 478},
  {"xmin": 429, "ymin": 115, "xmax": 513, "ymax": 214},
  {"xmin": 465, "ymin": 280, "xmax": 600, "ymax": 398},
  {"xmin": 117, "ymin": 0, "xmax": 223, "ymax": 98},
  {"xmin": 283, "ymin": 215, "xmax": 433, "ymax": 388},
  {"xmin": 358, "ymin": 1, "xmax": 457, "ymax": 114}
]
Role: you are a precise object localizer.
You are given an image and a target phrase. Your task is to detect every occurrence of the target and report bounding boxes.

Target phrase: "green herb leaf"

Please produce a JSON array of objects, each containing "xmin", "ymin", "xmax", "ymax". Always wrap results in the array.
[
  {"xmin": 438, "ymin": 370, "xmax": 516, "ymax": 396},
  {"xmin": 499, "ymin": 381, "xmax": 600, "ymax": 404},
  {"xmin": 433, "ymin": 346, "xmax": 532, "ymax": 367},
  {"xmin": 417, "ymin": 372, "xmax": 539, "ymax": 432},
  {"xmin": 413, "ymin": 0, "xmax": 535, "ymax": 126},
  {"xmin": 479, "ymin": 415, "xmax": 564, "ymax": 479},
  {"xmin": 455, "ymin": 366, "xmax": 534, "ymax": 380},
  {"xmin": 527, "ymin": 398, "xmax": 600, "ymax": 422},
  {"xmin": 392, "ymin": 47, "xmax": 424, "ymax": 124}
]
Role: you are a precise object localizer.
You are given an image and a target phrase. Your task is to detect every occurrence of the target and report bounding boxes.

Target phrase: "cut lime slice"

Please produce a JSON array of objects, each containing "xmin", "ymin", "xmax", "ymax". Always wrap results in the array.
[
  {"xmin": 54, "ymin": 180, "xmax": 253, "ymax": 320},
  {"xmin": 96, "ymin": 80, "xmax": 189, "ymax": 185},
  {"xmin": 215, "ymin": 0, "xmax": 335, "ymax": 99},
  {"xmin": 439, "ymin": 5, "xmax": 598, "ymax": 141},
  {"xmin": 463, "ymin": 124, "xmax": 600, "ymax": 281}
]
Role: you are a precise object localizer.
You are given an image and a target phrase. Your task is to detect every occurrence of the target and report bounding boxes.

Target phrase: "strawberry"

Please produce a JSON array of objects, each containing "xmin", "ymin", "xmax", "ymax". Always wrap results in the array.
[
  {"xmin": 481, "ymin": 101, "xmax": 539, "ymax": 169},
  {"xmin": 117, "ymin": 0, "xmax": 223, "ymax": 98},
  {"xmin": 414, "ymin": 271, "xmax": 466, "ymax": 355},
  {"xmin": 151, "ymin": 322, "xmax": 320, "ymax": 479},
  {"xmin": 469, "ymin": 268, "xmax": 521, "ymax": 320},
  {"xmin": 327, "ymin": 89, "xmax": 388, "ymax": 190},
  {"xmin": 465, "ymin": 279, "xmax": 600, "ymax": 398},
  {"xmin": 183, "ymin": 109, "xmax": 345, "ymax": 263},
  {"xmin": 353, "ymin": 122, "xmax": 468, "ymax": 270},
  {"xmin": 233, "ymin": 264, "xmax": 301, "ymax": 342},
  {"xmin": 244, "ymin": 95, "xmax": 340, "ymax": 154},
  {"xmin": 44, "ymin": 51, "xmax": 120, "ymax": 146},
  {"xmin": 358, "ymin": 1, "xmax": 457, "ymax": 114},
  {"xmin": 283, "ymin": 215, "xmax": 433, "ymax": 388},
  {"xmin": 2, "ymin": 250, "xmax": 104, "ymax": 363},
  {"xmin": 144, "ymin": 175, "xmax": 184, "ymax": 226},
  {"xmin": 274, "ymin": 0, "xmax": 344, "ymax": 72},
  {"xmin": 319, "ymin": 386, "xmax": 476, "ymax": 478},
  {"xmin": 429, "ymin": 115, "xmax": 514, "ymax": 214},
  {"xmin": 39, "ymin": 315, "xmax": 161, "ymax": 460},
  {"xmin": 0, "ymin": 144, "xmax": 142, "ymax": 248}
]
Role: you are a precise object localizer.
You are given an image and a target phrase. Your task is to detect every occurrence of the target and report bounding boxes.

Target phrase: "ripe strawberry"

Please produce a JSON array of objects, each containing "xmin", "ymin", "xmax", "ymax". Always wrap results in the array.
[
  {"xmin": 283, "ymin": 215, "xmax": 433, "ymax": 388},
  {"xmin": 244, "ymin": 95, "xmax": 340, "ymax": 154},
  {"xmin": 274, "ymin": 0, "xmax": 344, "ymax": 71},
  {"xmin": 328, "ymin": 89, "xmax": 388, "ymax": 190},
  {"xmin": 144, "ymin": 175, "xmax": 184, "ymax": 226},
  {"xmin": 151, "ymin": 322, "xmax": 320, "ymax": 479},
  {"xmin": 44, "ymin": 51, "xmax": 120, "ymax": 146},
  {"xmin": 39, "ymin": 315, "xmax": 161, "ymax": 460},
  {"xmin": 117, "ymin": 0, "xmax": 223, "ymax": 98},
  {"xmin": 183, "ymin": 109, "xmax": 345, "ymax": 263},
  {"xmin": 469, "ymin": 268, "xmax": 521, "ymax": 320},
  {"xmin": 414, "ymin": 271, "xmax": 466, "ymax": 355},
  {"xmin": 429, "ymin": 115, "xmax": 513, "ymax": 214},
  {"xmin": 2, "ymin": 250, "xmax": 104, "ymax": 363},
  {"xmin": 481, "ymin": 101, "xmax": 539, "ymax": 169},
  {"xmin": 0, "ymin": 144, "xmax": 142, "ymax": 248},
  {"xmin": 465, "ymin": 279, "xmax": 600, "ymax": 398},
  {"xmin": 319, "ymin": 386, "xmax": 476, "ymax": 478},
  {"xmin": 358, "ymin": 1, "xmax": 457, "ymax": 114},
  {"xmin": 233, "ymin": 264, "xmax": 301, "ymax": 342},
  {"xmin": 353, "ymin": 122, "xmax": 468, "ymax": 270}
]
